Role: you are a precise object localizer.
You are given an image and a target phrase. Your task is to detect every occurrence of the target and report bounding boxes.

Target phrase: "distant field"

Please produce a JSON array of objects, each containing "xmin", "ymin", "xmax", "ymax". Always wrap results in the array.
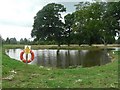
[{"xmin": 3, "ymin": 44, "xmax": 120, "ymax": 50}]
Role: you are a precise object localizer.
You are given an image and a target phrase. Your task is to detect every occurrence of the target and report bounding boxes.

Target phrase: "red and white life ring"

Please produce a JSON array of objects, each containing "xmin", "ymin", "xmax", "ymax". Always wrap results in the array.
[{"xmin": 20, "ymin": 50, "xmax": 34, "ymax": 63}]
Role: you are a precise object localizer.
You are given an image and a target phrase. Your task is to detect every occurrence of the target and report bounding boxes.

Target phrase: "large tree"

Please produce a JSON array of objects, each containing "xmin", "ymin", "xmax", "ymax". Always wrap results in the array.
[
  {"xmin": 64, "ymin": 13, "xmax": 74, "ymax": 46},
  {"xmin": 73, "ymin": 2, "xmax": 118, "ymax": 45},
  {"xmin": 106, "ymin": 2, "xmax": 120, "ymax": 43},
  {"xmin": 83, "ymin": 2, "xmax": 106, "ymax": 45},
  {"xmin": 31, "ymin": 3, "xmax": 66, "ymax": 46},
  {"xmin": 73, "ymin": 2, "xmax": 90, "ymax": 45}
]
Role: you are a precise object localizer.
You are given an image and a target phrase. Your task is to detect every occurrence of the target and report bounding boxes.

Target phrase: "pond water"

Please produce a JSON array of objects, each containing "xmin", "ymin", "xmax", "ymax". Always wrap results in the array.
[{"xmin": 5, "ymin": 48, "xmax": 115, "ymax": 68}]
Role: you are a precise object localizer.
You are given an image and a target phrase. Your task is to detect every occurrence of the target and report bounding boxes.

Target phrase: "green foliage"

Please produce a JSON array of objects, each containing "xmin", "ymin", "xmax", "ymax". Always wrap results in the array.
[
  {"xmin": 72, "ymin": 2, "xmax": 119, "ymax": 45},
  {"xmin": 115, "ymin": 37, "xmax": 120, "ymax": 44},
  {"xmin": 20, "ymin": 38, "xmax": 31, "ymax": 45},
  {"xmin": 5, "ymin": 37, "xmax": 10, "ymax": 44},
  {"xmin": 5, "ymin": 37, "xmax": 17, "ymax": 44},
  {"xmin": 30, "ymin": 2, "xmax": 119, "ymax": 46},
  {"xmin": 9, "ymin": 38, "xmax": 17, "ymax": 44},
  {"xmin": 64, "ymin": 13, "xmax": 74, "ymax": 46},
  {"xmin": 31, "ymin": 3, "xmax": 66, "ymax": 46}
]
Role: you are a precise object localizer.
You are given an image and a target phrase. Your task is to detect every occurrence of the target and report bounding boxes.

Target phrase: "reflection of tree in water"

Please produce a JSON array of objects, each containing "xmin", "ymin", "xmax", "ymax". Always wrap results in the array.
[
  {"xmin": 82, "ymin": 50, "xmax": 101, "ymax": 67},
  {"xmin": 13, "ymin": 49, "xmax": 16, "ymax": 53},
  {"xmin": 12, "ymin": 49, "xmax": 16, "ymax": 60},
  {"xmin": 65, "ymin": 50, "xmax": 70, "ymax": 68},
  {"xmin": 42, "ymin": 51, "xmax": 45, "ymax": 66},
  {"xmin": 56, "ymin": 49, "xmax": 62, "ymax": 68},
  {"xmin": 56, "ymin": 50, "xmax": 82, "ymax": 68},
  {"xmin": 81, "ymin": 49, "xmax": 111, "ymax": 67},
  {"xmin": 48, "ymin": 51, "xmax": 51, "ymax": 67},
  {"xmin": 101, "ymin": 48, "xmax": 111, "ymax": 65},
  {"xmin": 6, "ymin": 49, "xmax": 9, "ymax": 53},
  {"xmin": 36, "ymin": 50, "xmax": 41, "ymax": 65},
  {"xmin": 77, "ymin": 50, "xmax": 81, "ymax": 66}
]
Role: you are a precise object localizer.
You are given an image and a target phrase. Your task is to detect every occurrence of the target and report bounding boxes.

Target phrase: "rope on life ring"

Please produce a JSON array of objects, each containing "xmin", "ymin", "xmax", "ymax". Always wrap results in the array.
[{"xmin": 20, "ymin": 50, "xmax": 34, "ymax": 63}]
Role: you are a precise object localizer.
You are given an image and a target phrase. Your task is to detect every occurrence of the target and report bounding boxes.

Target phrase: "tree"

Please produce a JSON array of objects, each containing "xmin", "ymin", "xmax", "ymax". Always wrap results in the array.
[
  {"xmin": 73, "ymin": 9, "xmax": 90, "ymax": 45},
  {"xmin": 20, "ymin": 38, "xmax": 24, "ymax": 44},
  {"xmin": 73, "ymin": 2, "xmax": 93, "ymax": 45},
  {"xmin": 99, "ymin": 2, "xmax": 120, "ymax": 45},
  {"xmin": 64, "ymin": 13, "xmax": 74, "ymax": 46},
  {"xmin": 116, "ymin": 37, "xmax": 120, "ymax": 44},
  {"xmin": 24, "ymin": 38, "xmax": 29, "ymax": 44},
  {"xmin": 106, "ymin": 2, "xmax": 120, "ymax": 40},
  {"xmin": 31, "ymin": 3, "xmax": 66, "ymax": 46},
  {"xmin": 2, "ymin": 39, "xmax": 5, "ymax": 44},
  {"xmin": 82, "ymin": 2, "xmax": 106, "ymax": 45},
  {"xmin": 5, "ymin": 37, "xmax": 10, "ymax": 44},
  {"xmin": 73, "ymin": 2, "xmax": 118, "ymax": 45},
  {"xmin": 9, "ymin": 37, "xmax": 17, "ymax": 44},
  {"xmin": 20, "ymin": 38, "xmax": 30, "ymax": 45}
]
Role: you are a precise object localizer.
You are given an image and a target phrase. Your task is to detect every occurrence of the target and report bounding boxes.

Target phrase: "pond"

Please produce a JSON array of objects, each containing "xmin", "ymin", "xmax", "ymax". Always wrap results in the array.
[{"xmin": 5, "ymin": 48, "xmax": 116, "ymax": 68}]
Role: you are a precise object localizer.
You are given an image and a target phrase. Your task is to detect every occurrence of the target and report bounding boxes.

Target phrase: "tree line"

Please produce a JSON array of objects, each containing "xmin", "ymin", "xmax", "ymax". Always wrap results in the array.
[
  {"xmin": 31, "ymin": 2, "xmax": 120, "ymax": 46},
  {"xmin": 1, "ymin": 37, "xmax": 57, "ymax": 45},
  {"xmin": 1, "ymin": 37, "xmax": 31, "ymax": 45}
]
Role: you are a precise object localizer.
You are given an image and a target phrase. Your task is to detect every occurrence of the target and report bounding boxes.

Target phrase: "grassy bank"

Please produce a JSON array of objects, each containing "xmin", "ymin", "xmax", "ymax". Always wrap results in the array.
[{"xmin": 2, "ymin": 45, "xmax": 119, "ymax": 88}]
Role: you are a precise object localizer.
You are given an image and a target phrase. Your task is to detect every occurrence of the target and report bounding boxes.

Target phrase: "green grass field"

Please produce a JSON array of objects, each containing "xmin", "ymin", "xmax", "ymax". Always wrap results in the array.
[{"xmin": 2, "ymin": 45, "xmax": 119, "ymax": 88}]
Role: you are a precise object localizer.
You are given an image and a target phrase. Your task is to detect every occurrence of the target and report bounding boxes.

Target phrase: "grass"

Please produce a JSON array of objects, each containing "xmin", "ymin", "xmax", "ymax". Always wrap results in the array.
[
  {"xmin": 2, "ymin": 45, "xmax": 119, "ymax": 88},
  {"xmin": 3, "ymin": 44, "xmax": 97, "ymax": 50},
  {"xmin": 4, "ymin": 44, "xmax": 120, "ymax": 50}
]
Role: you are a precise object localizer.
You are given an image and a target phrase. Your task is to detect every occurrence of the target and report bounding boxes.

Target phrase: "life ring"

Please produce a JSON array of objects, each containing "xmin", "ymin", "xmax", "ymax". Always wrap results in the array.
[{"xmin": 20, "ymin": 50, "xmax": 34, "ymax": 63}]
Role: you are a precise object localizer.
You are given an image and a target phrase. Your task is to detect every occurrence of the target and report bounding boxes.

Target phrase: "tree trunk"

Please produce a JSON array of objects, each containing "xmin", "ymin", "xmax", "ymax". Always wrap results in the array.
[
  {"xmin": 58, "ymin": 42, "xmax": 61, "ymax": 47},
  {"xmin": 68, "ymin": 43, "xmax": 70, "ymax": 46},
  {"xmin": 101, "ymin": 38, "xmax": 107, "ymax": 46}
]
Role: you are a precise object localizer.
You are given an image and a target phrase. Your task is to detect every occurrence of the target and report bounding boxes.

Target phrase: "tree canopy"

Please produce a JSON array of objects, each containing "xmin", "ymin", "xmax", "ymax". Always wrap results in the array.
[
  {"xmin": 31, "ymin": 3, "xmax": 66, "ymax": 46},
  {"xmin": 31, "ymin": 2, "xmax": 120, "ymax": 46}
]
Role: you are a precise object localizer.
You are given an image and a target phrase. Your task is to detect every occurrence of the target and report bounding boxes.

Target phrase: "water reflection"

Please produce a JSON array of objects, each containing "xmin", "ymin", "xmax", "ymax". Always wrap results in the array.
[{"xmin": 5, "ymin": 48, "xmax": 113, "ymax": 68}]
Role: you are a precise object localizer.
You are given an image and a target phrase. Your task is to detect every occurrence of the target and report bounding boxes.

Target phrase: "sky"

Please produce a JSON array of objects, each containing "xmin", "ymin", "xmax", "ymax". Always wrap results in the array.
[{"xmin": 0, "ymin": 0, "xmax": 88, "ymax": 41}]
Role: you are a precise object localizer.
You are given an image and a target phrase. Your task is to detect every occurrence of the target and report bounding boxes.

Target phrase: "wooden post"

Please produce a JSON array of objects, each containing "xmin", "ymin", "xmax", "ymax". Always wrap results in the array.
[{"xmin": 26, "ymin": 53, "xmax": 28, "ymax": 64}]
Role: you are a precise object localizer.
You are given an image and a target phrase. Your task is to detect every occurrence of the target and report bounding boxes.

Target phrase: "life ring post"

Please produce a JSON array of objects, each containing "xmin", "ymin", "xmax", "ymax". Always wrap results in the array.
[
  {"xmin": 26, "ymin": 53, "xmax": 28, "ymax": 64},
  {"xmin": 20, "ymin": 45, "xmax": 34, "ymax": 64}
]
